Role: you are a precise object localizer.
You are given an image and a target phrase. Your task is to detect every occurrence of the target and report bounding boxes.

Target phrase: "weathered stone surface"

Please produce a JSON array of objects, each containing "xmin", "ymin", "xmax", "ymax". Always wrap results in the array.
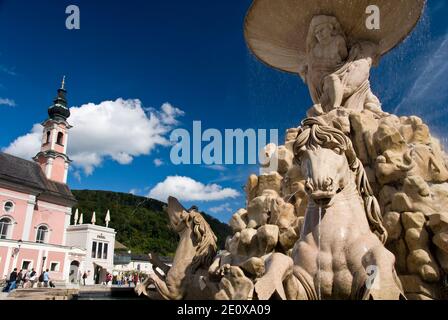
[
  {"xmin": 256, "ymin": 225, "xmax": 279, "ymax": 255},
  {"xmin": 420, "ymin": 264, "xmax": 440, "ymax": 283},
  {"xmin": 429, "ymin": 184, "xmax": 448, "ymax": 212},
  {"xmin": 433, "ymin": 232, "xmax": 448, "ymax": 254},
  {"xmin": 267, "ymin": 197, "xmax": 296, "ymax": 230},
  {"xmin": 374, "ymin": 123, "xmax": 407, "ymax": 155},
  {"xmin": 435, "ymin": 249, "xmax": 448, "ymax": 273},
  {"xmin": 276, "ymin": 146, "xmax": 294, "ymax": 175},
  {"xmin": 215, "ymin": 265, "xmax": 254, "ymax": 300},
  {"xmin": 245, "ymin": 174, "xmax": 259, "ymax": 203},
  {"xmin": 399, "ymin": 275, "xmax": 438, "ymax": 299},
  {"xmin": 230, "ymin": 224, "xmax": 279, "ymax": 259},
  {"xmin": 409, "ymin": 144, "xmax": 448, "ymax": 182},
  {"xmin": 238, "ymin": 228, "xmax": 258, "ymax": 256},
  {"xmin": 257, "ymin": 172, "xmax": 283, "ymax": 196},
  {"xmin": 278, "ymin": 227, "xmax": 299, "ymax": 252},
  {"xmin": 391, "ymin": 177, "xmax": 434, "ymax": 214},
  {"xmin": 282, "ymin": 165, "xmax": 307, "ymax": 217},
  {"xmin": 405, "ymin": 228, "xmax": 428, "ymax": 249},
  {"xmin": 229, "ymin": 209, "xmax": 248, "ymax": 233},
  {"xmin": 285, "ymin": 128, "xmax": 299, "ymax": 152},
  {"xmin": 386, "ymin": 239, "xmax": 407, "ymax": 274},
  {"xmin": 378, "ymin": 185, "xmax": 398, "ymax": 213},
  {"xmin": 246, "ymin": 190, "xmax": 277, "ymax": 229},
  {"xmin": 407, "ymin": 249, "xmax": 431, "ymax": 271},
  {"xmin": 259, "ymin": 143, "xmax": 277, "ymax": 170},
  {"xmin": 383, "ymin": 211, "xmax": 402, "ymax": 241},
  {"xmin": 254, "ymin": 253, "xmax": 294, "ymax": 300},
  {"xmin": 227, "ymin": 233, "xmax": 240, "ymax": 257},
  {"xmin": 239, "ymin": 257, "xmax": 265, "ymax": 278},
  {"xmin": 349, "ymin": 111, "xmax": 378, "ymax": 165},
  {"xmin": 430, "ymin": 212, "xmax": 448, "ymax": 272},
  {"xmin": 402, "ymin": 212, "xmax": 426, "ymax": 230},
  {"xmin": 428, "ymin": 212, "xmax": 448, "ymax": 233},
  {"xmin": 404, "ymin": 223, "xmax": 440, "ymax": 283},
  {"xmin": 414, "ymin": 124, "xmax": 430, "ymax": 145}
]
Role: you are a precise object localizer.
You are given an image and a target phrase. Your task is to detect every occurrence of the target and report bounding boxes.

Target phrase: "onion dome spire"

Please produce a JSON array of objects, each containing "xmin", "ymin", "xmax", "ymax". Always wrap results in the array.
[{"xmin": 48, "ymin": 76, "xmax": 70, "ymax": 121}]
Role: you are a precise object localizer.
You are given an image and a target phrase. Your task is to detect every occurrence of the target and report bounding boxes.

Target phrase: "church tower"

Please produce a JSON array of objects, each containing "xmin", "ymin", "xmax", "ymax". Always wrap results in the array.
[{"xmin": 33, "ymin": 77, "xmax": 72, "ymax": 184}]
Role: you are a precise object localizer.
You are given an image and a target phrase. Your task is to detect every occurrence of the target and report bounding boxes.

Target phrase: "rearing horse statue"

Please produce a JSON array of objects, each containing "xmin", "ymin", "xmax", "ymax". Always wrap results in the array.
[
  {"xmin": 256, "ymin": 118, "xmax": 405, "ymax": 300},
  {"xmin": 136, "ymin": 196, "xmax": 218, "ymax": 300}
]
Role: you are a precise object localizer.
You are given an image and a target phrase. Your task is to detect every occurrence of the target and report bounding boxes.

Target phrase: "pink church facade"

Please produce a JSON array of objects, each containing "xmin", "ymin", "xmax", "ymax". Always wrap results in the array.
[{"xmin": 0, "ymin": 80, "xmax": 86, "ymax": 282}]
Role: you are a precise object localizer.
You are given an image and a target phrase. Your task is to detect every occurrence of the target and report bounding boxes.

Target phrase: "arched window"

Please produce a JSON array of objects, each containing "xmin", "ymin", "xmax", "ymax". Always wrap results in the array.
[
  {"xmin": 0, "ymin": 217, "xmax": 12, "ymax": 239},
  {"xmin": 36, "ymin": 225, "xmax": 49, "ymax": 243},
  {"xmin": 46, "ymin": 131, "xmax": 51, "ymax": 143},
  {"xmin": 56, "ymin": 132, "xmax": 64, "ymax": 145}
]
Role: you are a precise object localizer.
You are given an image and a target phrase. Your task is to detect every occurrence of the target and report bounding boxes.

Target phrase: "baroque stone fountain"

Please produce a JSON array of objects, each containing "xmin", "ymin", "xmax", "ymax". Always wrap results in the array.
[{"xmin": 137, "ymin": 0, "xmax": 448, "ymax": 300}]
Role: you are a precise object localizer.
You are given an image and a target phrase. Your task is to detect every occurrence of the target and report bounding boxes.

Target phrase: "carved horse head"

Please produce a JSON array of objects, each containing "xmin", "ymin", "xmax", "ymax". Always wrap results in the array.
[
  {"xmin": 293, "ymin": 118, "xmax": 388, "ymax": 244},
  {"xmin": 167, "ymin": 196, "xmax": 218, "ymax": 271}
]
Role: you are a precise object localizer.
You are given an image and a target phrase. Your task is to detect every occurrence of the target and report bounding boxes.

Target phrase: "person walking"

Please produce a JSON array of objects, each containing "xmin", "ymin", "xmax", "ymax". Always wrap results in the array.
[
  {"xmin": 43, "ymin": 269, "xmax": 50, "ymax": 287},
  {"xmin": 23, "ymin": 269, "xmax": 30, "ymax": 288},
  {"xmin": 29, "ymin": 269, "xmax": 37, "ymax": 288},
  {"xmin": 38, "ymin": 271, "xmax": 44, "ymax": 287},
  {"xmin": 106, "ymin": 273, "xmax": 112, "ymax": 286},
  {"xmin": 16, "ymin": 269, "xmax": 23, "ymax": 288},
  {"xmin": 82, "ymin": 271, "xmax": 87, "ymax": 286},
  {"xmin": 7, "ymin": 268, "xmax": 18, "ymax": 292}
]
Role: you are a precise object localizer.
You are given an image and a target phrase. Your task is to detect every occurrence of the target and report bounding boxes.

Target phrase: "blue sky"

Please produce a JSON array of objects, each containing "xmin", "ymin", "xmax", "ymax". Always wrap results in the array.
[{"xmin": 0, "ymin": 0, "xmax": 447, "ymax": 223}]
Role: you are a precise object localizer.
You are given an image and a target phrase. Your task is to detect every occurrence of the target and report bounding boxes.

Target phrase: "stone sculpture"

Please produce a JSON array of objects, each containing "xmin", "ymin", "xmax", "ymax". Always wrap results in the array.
[
  {"xmin": 140, "ymin": 0, "xmax": 448, "ymax": 300},
  {"xmin": 136, "ymin": 197, "xmax": 254, "ymax": 300},
  {"xmin": 302, "ymin": 15, "xmax": 381, "ymax": 114},
  {"xmin": 136, "ymin": 196, "xmax": 218, "ymax": 299},
  {"xmin": 255, "ymin": 118, "xmax": 405, "ymax": 300}
]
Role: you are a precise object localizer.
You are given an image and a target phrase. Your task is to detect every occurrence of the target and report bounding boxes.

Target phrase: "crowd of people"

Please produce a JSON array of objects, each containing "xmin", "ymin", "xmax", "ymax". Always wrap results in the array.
[
  {"xmin": 111, "ymin": 272, "xmax": 142, "ymax": 287},
  {"xmin": 82, "ymin": 272, "xmax": 144, "ymax": 287},
  {"xmin": 1, "ymin": 268, "xmax": 55, "ymax": 293},
  {"xmin": 77, "ymin": 271, "xmax": 144, "ymax": 287},
  {"xmin": 1, "ymin": 268, "xmax": 146, "ymax": 292}
]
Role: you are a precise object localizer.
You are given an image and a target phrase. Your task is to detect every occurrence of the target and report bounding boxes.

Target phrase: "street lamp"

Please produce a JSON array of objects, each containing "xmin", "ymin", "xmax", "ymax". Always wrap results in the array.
[
  {"xmin": 12, "ymin": 240, "xmax": 22, "ymax": 257},
  {"xmin": 41, "ymin": 256, "xmax": 47, "ymax": 272}
]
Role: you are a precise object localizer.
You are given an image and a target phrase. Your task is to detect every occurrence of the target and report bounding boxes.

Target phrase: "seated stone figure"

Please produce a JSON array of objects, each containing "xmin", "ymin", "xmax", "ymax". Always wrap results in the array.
[{"xmin": 300, "ymin": 15, "xmax": 382, "ymax": 114}]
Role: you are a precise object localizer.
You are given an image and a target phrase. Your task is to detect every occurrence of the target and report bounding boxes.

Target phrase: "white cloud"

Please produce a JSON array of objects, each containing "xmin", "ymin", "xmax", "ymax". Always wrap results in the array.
[
  {"xmin": 154, "ymin": 158, "xmax": 164, "ymax": 167},
  {"xmin": 3, "ymin": 98, "xmax": 184, "ymax": 176},
  {"xmin": 209, "ymin": 203, "xmax": 233, "ymax": 214},
  {"xmin": 0, "ymin": 98, "xmax": 15, "ymax": 107},
  {"xmin": 129, "ymin": 188, "xmax": 140, "ymax": 195},
  {"xmin": 159, "ymin": 103, "xmax": 184, "ymax": 125},
  {"xmin": 148, "ymin": 176, "xmax": 240, "ymax": 202},
  {"xmin": 3, "ymin": 124, "xmax": 42, "ymax": 159},
  {"xmin": 73, "ymin": 170, "xmax": 82, "ymax": 182}
]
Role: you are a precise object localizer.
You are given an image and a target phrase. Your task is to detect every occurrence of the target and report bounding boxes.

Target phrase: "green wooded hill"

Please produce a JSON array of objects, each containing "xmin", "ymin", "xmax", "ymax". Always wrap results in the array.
[{"xmin": 71, "ymin": 190, "xmax": 232, "ymax": 256}]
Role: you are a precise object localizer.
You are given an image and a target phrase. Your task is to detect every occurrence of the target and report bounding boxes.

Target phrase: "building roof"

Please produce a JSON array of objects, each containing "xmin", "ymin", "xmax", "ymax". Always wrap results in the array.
[
  {"xmin": 129, "ymin": 254, "xmax": 173, "ymax": 264},
  {"xmin": 0, "ymin": 152, "xmax": 77, "ymax": 207},
  {"xmin": 114, "ymin": 240, "xmax": 128, "ymax": 250},
  {"xmin": 66, "ymin": 223, "xmax": 116, "ymax": 234}
]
